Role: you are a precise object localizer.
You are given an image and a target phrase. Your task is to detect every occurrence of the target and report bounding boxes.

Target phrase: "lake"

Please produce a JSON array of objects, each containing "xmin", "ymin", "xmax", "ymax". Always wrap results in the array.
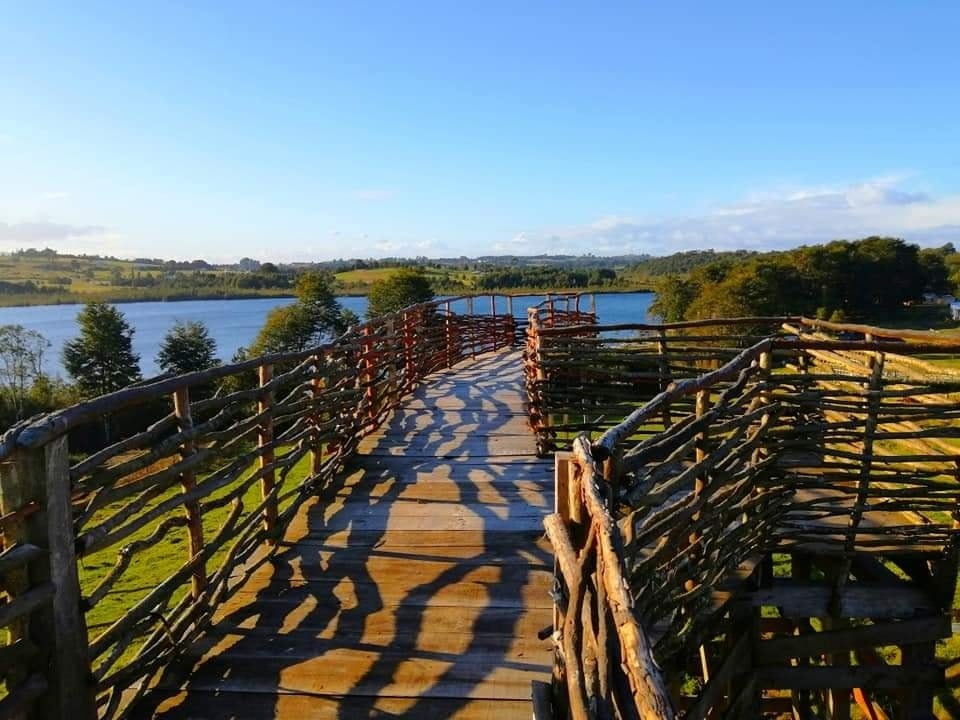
[{"xmin": 0, "ymin": 292, "xmax": 655, "ymax": 377}]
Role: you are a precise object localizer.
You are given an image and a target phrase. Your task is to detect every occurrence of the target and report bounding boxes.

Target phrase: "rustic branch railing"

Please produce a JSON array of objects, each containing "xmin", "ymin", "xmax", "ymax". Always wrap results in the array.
[
  {"xmin": 524, "ymin": 312, "xmax": 796, "ymax": 455},
  {"xmin": 0, "ymin": 293, "xmax": 532, "ymax": 719},
  {"xmin": 540, "ymin": 319, "xmax": 960, "ymax": 719}
]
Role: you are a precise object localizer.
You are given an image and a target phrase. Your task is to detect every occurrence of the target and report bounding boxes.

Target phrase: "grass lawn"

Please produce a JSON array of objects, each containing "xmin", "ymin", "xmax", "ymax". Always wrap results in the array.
[{"xmin": 78, "ymin": 447, "xmax": 314, "ymax": 674}]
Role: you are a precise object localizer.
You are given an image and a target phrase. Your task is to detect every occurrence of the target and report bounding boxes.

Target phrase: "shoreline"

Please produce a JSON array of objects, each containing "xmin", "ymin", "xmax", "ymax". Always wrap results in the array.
[{"xmin": 0, "ymin": 287, "xmax": 654, "ymax": 309}]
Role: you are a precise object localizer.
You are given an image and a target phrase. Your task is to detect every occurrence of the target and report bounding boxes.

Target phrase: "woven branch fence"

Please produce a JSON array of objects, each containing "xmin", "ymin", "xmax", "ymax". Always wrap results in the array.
[
  {"xmin": 531, "ymin": 308, "xmax": 960, "ymax": 718},
  {"xmin": 0, "ymin": 292, "xmax": 561, "ymax": 720}
]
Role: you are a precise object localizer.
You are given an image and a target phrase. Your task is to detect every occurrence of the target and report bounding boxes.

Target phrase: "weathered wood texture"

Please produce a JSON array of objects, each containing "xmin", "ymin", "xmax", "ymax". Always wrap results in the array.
[
  {"xmin": 534, "ymin": 311, "xmax": 960, "ymax": 719},
  {"xmin": 127, "ymin": 349, "xmax": 553, "ymax": 719},
  {"xmin": 0, "ymin": 293, "xmax": 560, "ymax": 720}
]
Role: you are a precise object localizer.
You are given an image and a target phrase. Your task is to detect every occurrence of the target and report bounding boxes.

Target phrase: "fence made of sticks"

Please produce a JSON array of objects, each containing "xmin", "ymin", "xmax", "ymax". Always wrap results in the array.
[
  {"xmin": 0, "ymin": 292, "xmax": 556, "ymax": 720},
  {"xmin": 533, "ymin": 306, "xmax": 960, "ymax": 719}
]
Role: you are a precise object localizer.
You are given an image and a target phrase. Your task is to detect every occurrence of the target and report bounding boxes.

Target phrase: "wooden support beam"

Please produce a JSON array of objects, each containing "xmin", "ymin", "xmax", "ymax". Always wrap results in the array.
[
  {"xmin": 172, "ymin": 387, "xmax": 206, "ymax": 596},
  {"xmin": 0, "ymin": 439, "xmax": 96, "ymax": 720},
  {"xmin": 258, "ymin": 364, "xmax": 277, "ymax": 538},
  {"xmin": 749, "ymin": 581, "xmax": 936, "ymax": 618},
  {"xmin": 685, "ymin": 632, "xmax": 751, "ymax": 720},
  {"xmin": 756, "ymin": 665, "xmax": 943, "ymax": 690},
  {"xmin": 756, "ymin": 615, "xmax": 950, "ymax": 663}
]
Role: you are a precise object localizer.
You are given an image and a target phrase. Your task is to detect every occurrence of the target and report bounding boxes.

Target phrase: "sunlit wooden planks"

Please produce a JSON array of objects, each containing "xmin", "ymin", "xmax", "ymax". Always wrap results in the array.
[{"xmin": 132, "ymin": 349, "xmax": 553, "ymax": 719}]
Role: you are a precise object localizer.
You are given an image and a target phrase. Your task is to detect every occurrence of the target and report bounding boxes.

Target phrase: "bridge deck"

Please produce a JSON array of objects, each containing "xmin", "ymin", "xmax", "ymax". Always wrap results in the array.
[{"xmin": 133, "ymin": 349, "xmax": 554, "ymax": 719}]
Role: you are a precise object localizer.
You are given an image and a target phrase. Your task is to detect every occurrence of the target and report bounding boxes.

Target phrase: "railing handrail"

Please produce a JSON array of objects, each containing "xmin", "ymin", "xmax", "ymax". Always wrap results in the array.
[{"xmin": 0, "ymin": 293, "xmax": 533, "ymax": 456}]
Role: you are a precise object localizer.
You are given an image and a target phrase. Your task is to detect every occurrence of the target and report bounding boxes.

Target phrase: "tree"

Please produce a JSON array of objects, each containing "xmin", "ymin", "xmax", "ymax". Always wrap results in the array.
[
  {"xmin": 366, "ymin": 268, "xmax": 434, "ymax": 319},
  {"xmin": 63, "ymin": 302, "xmax": 141, "ymax": 397},
  {"xmin": 157, "ymin": 320, "xmax": 219, "ymax": 376},
  {"xmin": 650, "ymin": 276, "xmax": 698, "ymax": 322},
  {"xmin": 0, "ymin": 325, "xmax": 49, "ymax": 419},
  {"xmin": 250, "ymin": 272, "xmax": 357, "ymax": 355}
]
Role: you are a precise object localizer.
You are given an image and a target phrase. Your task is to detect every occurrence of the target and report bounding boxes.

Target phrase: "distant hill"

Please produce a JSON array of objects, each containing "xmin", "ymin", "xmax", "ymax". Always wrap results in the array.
[{"xmin": 0, "ymin": 247, "xmax": 666, "ymax": 306}]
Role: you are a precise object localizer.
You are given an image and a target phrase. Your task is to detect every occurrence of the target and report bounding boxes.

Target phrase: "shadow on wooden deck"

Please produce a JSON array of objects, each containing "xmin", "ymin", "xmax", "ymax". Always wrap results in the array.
[{"xmin": 131, "ymin": 350, "xmax": 554, "ymax": 719}]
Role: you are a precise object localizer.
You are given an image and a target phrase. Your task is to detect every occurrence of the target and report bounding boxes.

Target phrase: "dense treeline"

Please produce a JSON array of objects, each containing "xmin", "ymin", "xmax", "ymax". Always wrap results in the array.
[
  {"xmin": 476, "ymin": 267, "xmax": 617, "ymax": 290},
  {"xmin": 651, "ymin": 237, "xmax": 957, "ymax": 322},
  {"xmin": 627, "ymin": 249, "xmax": 757, "ymax": 276}
]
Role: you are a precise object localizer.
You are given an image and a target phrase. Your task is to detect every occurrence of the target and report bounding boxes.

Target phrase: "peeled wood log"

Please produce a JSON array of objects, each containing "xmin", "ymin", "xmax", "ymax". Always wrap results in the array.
[{"xmin": 571, "ymin": 436, "xmax": 676, "ymax": 719}]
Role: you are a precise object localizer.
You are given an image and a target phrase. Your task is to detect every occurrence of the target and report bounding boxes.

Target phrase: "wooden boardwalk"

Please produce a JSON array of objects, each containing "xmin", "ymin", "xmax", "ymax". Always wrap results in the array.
[{"xmin": 133, "ymin": 349, "xmax": 554, "ymax": 719}]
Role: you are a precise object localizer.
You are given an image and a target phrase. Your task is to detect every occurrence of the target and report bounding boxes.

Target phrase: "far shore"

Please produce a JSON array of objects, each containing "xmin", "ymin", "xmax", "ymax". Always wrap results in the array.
[{"xmin": 0, "ymin": 286, "xmax": 654, "ymax": 309}]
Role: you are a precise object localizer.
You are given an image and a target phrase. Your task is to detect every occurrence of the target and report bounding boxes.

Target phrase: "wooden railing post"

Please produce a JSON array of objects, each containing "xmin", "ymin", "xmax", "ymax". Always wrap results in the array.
[
  {"xmin": 402, "ymin": 311, "xmax": 414, "ymax": 388},
  {"xmin": 657, "ymin": 329, "xmax": 673, "ymax": 429},
  {"xmin": 258, "ymin": 364, "xmax": 278, "ymax": 539},
  {"xmin": 685, "ymin": 388, "xmax": 711, "ymax": 591},
  {"xmin": 310, "ymin": 353, "xmax": 325, "ymax": 479},
  {"xmin": 0, "ymin": 439, "xmax": 96, "ymax": 719},
  {"xmin": 466, "ymin": 297, "xmax": 477, "ymax": 358},
  {"xmin": 444, "ymin": 300, "xmax": 455, "ymax": 367},
  {"xmin": 172, "ymin": 387, "xmax": 206, "ymax": 597},
  {"xmin": 360, "ymin": 326, "xmax": 377, "ymax": 425}
]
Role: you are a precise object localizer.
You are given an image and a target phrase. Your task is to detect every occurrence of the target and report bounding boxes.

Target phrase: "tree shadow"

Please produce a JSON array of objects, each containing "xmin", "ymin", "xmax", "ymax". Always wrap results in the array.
[{"xmin": 131, "ymin": 350, "xmax": 553, "ymax": 719}]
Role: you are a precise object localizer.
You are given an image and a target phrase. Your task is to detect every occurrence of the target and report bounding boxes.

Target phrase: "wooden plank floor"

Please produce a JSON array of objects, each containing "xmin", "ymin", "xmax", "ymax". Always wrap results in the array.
[{"xmin": 132, "ymin": 349, "xmax": 554, "ymax": 719}]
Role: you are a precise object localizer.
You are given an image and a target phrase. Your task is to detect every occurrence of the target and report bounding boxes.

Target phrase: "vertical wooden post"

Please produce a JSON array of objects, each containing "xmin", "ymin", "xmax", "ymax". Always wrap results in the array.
[
  {"xmin": 467, "ymin": 297, "xmax": 477, "ymax": 358},
  {"xmin": 490, "ymin": 295, "xmax": 498, "ymax": 350},
  {"xmin": 402, "ymin": 311, "xmax": 414, "ymax": 390},
  {"xmin": 444, "ymin": 300, "xmax": 454, "ymax": 367},
  {"xmin": 601, "ymin": 449, "xmax": 622, "ymax": 514},
  {"xmin": 360, "ymin": 326, "xmax": 377, "ymax": 425},
  {"xmin": 0, "ymin": 439, "xmax": 96, "ymax": 719},
  {"xmin": 552, "ymin": 451, "xmax": 577, "ymax": 717},
  {"xmin": 258, "ymin": 364, "xmax": 278, "ymax": 539},
  {"xmin": 589, "ymin": 293, "xmax": 597, "ymax": 316},
  {"xmin": 657, "ymin": 330, "xmax": 672, "ymax": 429},
  {"xmin": 791, "ymin": 553, "xmax": 812, "ymax": 719},
  {"xmin": 685, "ymin": 388, "xmax": 711, "ymax": 591},
  {"xmin": 754, "ymin": 349, "xmax": 773, "ymax": 465},
  {"xmin": 172, "ymin": 387, "xmax": 206, "ymax": 597},
  {"xmin": 310, "ymin": 353, "xmax": 325, "ymax": 480}
]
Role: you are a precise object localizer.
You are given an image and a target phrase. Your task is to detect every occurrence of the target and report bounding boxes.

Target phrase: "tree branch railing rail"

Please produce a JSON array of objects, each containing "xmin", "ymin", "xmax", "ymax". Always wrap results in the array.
[
  {"xmin": 0, "ymin": 292, "xmax": 537, "ymax": 720},
  {"xmin": 540, "ymin": 319, "xmax": 960, "ymax": 719}
]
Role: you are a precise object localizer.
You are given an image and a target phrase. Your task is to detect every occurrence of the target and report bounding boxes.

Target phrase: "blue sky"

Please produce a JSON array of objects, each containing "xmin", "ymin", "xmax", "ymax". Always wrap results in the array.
[{"xmin": 1, "ymin": 1, "xmax": 959, "ymax": 261}]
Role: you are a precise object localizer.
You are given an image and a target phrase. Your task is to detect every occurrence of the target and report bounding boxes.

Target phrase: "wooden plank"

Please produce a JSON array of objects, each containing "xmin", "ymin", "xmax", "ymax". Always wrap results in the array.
[
  {"xmin": 226, "ymin": 575, "xmax": 553, "ymax": 610},
  {"xmin": 755, "ymin": 615, "xmax": 951, "ymax": 663},
  {"xmin": 131, "ymin": 348, "xmax": 552, "ymax": 718},
  {"xmin": 183, "ymin": 628, "xmax": 549, "ymax": 665},
  {"xmin": 756, "ymin": 665, "xmax": 943, "ymax": 690},
  {"xmin": 212, "ymin": 602, "xmax": 551, "ymax": 640},
  {"xmin": 749, "ymin": 581, "xmax": 936, "ymax": 618},
  {"xmin": 361, "ymin": 436, "xmax": 535, "ymax": 457},
  {"xmin": 142, "ymin": 691, "xmax": 537, "ymax": 719},
  {"xmin": 287, "ymin": 528, "xmax": 548, "ymax": 548},
  {"xmin": 349, "ymin": 456, "xmax": 553, "ymax": 471},
  {"xmin": 288, "ymin": 507, "xmax": 547, "ymax": 533},
  {"xmin": 238, "ymin": 552, "xmax": 552, "ymax": 588},
  {"xmin": 155, "ymin": 652, "xmax": 547, "ymax": 699}
]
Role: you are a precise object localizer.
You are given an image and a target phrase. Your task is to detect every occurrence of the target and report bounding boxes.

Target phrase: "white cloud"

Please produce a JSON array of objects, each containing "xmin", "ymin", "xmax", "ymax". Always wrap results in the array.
[
  {"xmin": 39, "ymin": 191, "xmax": 70, "ymax": 201},
  {"xmin": 509, "ymin": 178, "xmax": 960, "ymax": 256},
  {"xmin": 0, "ymin": 220, "xmax": 107, "ymax": 245}
]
